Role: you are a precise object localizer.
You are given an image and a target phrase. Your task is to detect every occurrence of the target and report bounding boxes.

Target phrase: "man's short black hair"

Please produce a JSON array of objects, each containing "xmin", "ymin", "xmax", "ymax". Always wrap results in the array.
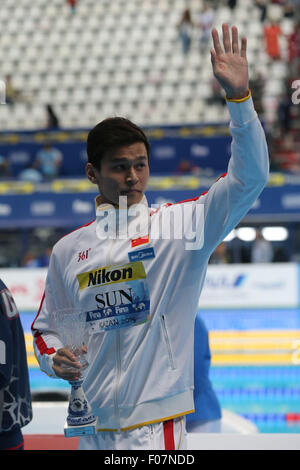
[{"xmin": 87, "ymin": 117, "xmax": 150, "ymax": 169}]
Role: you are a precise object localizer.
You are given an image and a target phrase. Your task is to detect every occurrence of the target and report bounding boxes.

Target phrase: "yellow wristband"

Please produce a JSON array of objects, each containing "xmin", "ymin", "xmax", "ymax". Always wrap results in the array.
[{"xmin": 226, "ymin": 89, "xmax": 252, "ymax": 103}]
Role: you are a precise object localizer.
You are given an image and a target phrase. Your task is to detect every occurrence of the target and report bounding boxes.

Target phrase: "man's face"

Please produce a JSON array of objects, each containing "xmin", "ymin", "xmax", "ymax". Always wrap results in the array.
[{"xmin": 86, "ymin": 142, "xmax": 150, "ymax": 207}]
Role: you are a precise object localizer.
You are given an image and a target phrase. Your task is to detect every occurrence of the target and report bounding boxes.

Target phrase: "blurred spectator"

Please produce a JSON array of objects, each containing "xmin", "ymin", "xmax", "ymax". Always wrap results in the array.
[
  {"xmin": 177, "ymin": 8, "xmax": 194, "ymax": 55},
  {"xmin": 66, "ymin": 0, "xmax": 77, "ymax": 13},
  {"xmin": 174, "ymin": 159, "xmax": 201, "ymax": 175},
  {"xmin": 18, "ymin": 164, "xmax": 43, "ymax": 183},
  {"xmin": 209, "ymin": 242, "xmax": 231, "ymax": 264},
  {"xmin": 264, "ymin": 21, "xmax": 282, "ymax": 60},
  {"xmin": 290, "ymin": 0, "xmax": 300, "ymax": 9},
  {"xmin": 288, "ymin": 20, "xmax": 300, "ymax": 60},
  {"xmin": 275, "ymin": 134, "xmax": 300, "ymax": 173},
  {"xmin": 4, "ymin": 75, "xmax": 21, "ymax": 105},
  {"xmin": 0, "ymin": 155, "xmax": 11, "ymax": 178},
  {"xmin": 38, "ymin": 246, "xmax": 52, "ymax": 267},
  {"xmin": 288, "ymin": 20, "xmax": 300, "ymax": 75},
  {"xmin": 46, "ymin": 104, "xmax": 60, "ymax": 130},
  {"xmin": 277, "ymin": 88, "xmax": 293, "ymax": 136},
  {"xmin": 34, "ymin": 143, "xmax": 63, "ymax": 180},
  {"xmin": 207, "ymin": 77, "xmax": 226, "ymax": 107},
  {"xmin": 283, "ymin": 1, "xmax": 295, "ymax": 18},
  {"xmin": 21, "ymin": 251, "xmax": 41, "ymax": 268},
  {"xmin": 228, "ymin": 0, "xmax": 238, "ymax": 9},
  {"xmin": 251, "ymin": 230, "xmax": 273, "ymax": 263},
  {"xmin": 249, "ymin": 72, "xmax": 265, "ymax": 118},
  {"xmin": 254, "ymin": 0, "xmax": 268, "ymax": 23},
  {"xmin": 198, "ymin": 3, "xmax": 215, "ymax": 53}
]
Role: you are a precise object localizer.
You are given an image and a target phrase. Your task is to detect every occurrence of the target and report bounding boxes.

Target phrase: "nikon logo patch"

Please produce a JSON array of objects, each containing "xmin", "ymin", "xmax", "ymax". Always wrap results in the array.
[{"xmin": 77, "ymin": 261, "xmax": 146, "ymax": 290}]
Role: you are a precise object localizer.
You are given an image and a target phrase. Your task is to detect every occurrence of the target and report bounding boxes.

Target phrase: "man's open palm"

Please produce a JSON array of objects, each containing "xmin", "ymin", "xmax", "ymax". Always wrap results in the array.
[{"xmin": 211, "ymin": 24, "xmax": 249, "ymax": 100}]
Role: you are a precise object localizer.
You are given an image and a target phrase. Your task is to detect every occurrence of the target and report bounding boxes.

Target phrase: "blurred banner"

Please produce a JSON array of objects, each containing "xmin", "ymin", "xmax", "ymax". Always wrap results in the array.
[
  {"xmin": 0, "ymin": 126, "xmax": 231, "ymax": 177},
  {"xmin": 1, "ymin": 263, "xmax": 299, "ymax": 312},
  {"xmin": 200, "ymin": 263, "xmax": 299, "ymax": 309},
  {"xmin": 1, "ymin": 178, "xmax": 300, "ymax": 228},
  {"xmin": 0, "ymin": 267, "xmax": 47, "ymax": 311}
]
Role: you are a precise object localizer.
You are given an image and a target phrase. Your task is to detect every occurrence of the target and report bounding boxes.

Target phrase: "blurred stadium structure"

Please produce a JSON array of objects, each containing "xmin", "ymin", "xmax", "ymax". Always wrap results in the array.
[
  {"xmin": 0, "ymin": 0, "xmax": 298, "ymax": 128},
  {"xmin": 1, "ymin": 0, "xmax": 300, "ymax": 440}
]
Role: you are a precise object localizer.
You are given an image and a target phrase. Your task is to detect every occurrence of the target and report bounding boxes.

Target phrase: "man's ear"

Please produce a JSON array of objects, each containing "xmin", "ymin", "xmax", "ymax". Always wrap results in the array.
[{"xmin": 86, "ymin": 163, "xmax": 98, "ymax": 184}]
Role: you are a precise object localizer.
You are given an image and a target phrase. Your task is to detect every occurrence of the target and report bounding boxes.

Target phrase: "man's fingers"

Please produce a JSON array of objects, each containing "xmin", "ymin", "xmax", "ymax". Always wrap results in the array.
[
  {"xmin": 211, "ymin": 28, "xmax": 223, "ymax": 55},
  {"xmin": 222, "ymin": 24, "xmax": 231, "ymax": 53},
  {"xmin": 212, "ymin": 25, "xmax": 246, "ymax": 58},
  {"xmin": 51, "ymin": 347, "xmax": 86, "ymax": 381},
  {"xmin": 53, "ymin": 364, "xmax": 81, "ymax": 381},
  {"xmin": 232, "ymin": 26, "xmax": 239, "ymax": 54},
  {"xmin": 210, "ymin": 48, "xmax": 217, "ymax": 65},
  {"xmin": 241, "ymin": 36, "xmax": 247, "ymax": 58},
  {"xmin": 53, "ymin": 348, "xmax": 82, "ymax": 368}
]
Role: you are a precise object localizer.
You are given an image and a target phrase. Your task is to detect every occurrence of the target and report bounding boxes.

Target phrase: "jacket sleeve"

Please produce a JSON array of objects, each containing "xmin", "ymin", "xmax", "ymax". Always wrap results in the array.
[
  {"xmin": 31, "ymin": 250, "xmax": 66, "ymax": 378},
  {"xmin": 194, "ymin": 94, "xmax": 269, "ymax": 254}
]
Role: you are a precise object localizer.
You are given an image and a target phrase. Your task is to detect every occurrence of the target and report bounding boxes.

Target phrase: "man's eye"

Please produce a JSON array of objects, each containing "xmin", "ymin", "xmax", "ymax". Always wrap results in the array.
[{"xmin": 114, "ymin": 165, "xmax": 125, "ymax": 171}]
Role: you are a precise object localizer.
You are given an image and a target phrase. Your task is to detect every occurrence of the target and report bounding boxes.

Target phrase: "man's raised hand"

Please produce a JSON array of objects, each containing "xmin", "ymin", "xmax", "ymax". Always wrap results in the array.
[{"xmin": 211, "ymin": 24, "xmax": 249, "ymax": 100}]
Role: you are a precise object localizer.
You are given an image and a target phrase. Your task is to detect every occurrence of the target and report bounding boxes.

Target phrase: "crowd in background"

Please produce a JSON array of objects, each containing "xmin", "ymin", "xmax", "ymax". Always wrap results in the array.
[{"xmin": 177, "ymin": 0, "xmax": 300, "ymax": 175}]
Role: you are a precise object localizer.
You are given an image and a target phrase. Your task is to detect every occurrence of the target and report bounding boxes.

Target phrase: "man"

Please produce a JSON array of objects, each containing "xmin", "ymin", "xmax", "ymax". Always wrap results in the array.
[
  {"xmin": 251, "ymin": 229, "xmax": 273, "ymax": 263},
  {"xmin": 0, "ymin": 278, "xmax": 32, "ymax": 450},
  {"xmin": 199, "ymin": 3, "xmax": 215, "ymax": 53},
  {"xmin": 34, "ymin": 143, "xmax": 63, "ymax": 181},
  {"xmin": 32, "ymin": 25, "xmax": 269, "ymax": 450},
  {"xmin": 0, "ymin": 154, "xmax": 11, "ymax": 178}
]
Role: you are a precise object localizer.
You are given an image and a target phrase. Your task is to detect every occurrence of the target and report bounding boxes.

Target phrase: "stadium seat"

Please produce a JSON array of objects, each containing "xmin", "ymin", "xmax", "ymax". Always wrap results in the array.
[{"xmin": 0, "ymin": 0, "xmax": 290, "ymax": 129}]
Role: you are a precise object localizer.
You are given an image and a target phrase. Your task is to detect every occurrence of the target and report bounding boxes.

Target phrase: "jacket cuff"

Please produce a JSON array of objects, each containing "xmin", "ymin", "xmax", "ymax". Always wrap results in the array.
[
  {"xmin": 226, "ymin": 91, "xmax": 257, "ymax": 126},
  {"xmin": 40, "ymin": 351, "xmax": 59, "ymax": 379}
]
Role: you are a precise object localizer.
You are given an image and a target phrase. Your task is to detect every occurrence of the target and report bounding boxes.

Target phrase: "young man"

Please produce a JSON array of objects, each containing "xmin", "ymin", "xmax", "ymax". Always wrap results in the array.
[
  {"xmin": 0, "ymin": 278, "xmax": 32, "ymax": 450},
  {"xmin": 32, "ymin": 25, "xmax": 269, "ymax": 450}
]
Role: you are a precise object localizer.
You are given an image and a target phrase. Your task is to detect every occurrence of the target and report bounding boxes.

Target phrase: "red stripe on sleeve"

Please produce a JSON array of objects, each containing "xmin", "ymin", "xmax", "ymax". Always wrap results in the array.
[
  {"xmin": 159, "ymin": 172, "xmax": 228, "ymax": 209},
  {"xmin": 31, "ymin": 292, "xmax": 45, "ymax": 332},
  {"xmin": 34, "ymin": 332, "xmax": 56, "ymax": 356},
  {"xmin": 163, "ymin": 420, "xmax": 175, "ymax": 450},
  {"xmin": 31, "ymin": 292, "xmax": 56, "ymax": 356}
]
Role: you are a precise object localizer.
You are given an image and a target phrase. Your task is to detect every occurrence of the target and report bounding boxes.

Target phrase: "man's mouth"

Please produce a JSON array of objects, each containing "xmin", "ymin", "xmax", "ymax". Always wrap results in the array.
[{"xmin": 120, "ymin": 189, "xmax": 141, "ymax": 195}]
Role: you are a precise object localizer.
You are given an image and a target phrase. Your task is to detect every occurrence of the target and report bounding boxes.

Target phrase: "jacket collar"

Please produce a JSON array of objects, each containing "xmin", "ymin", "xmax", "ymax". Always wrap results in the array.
[
  {"xmin": 94, "ymin": 194, "xmax": 150, "ymax": 241},
  {"xmin": 95, "ymin": 194, "xmax": 149, "ymax": 213}
]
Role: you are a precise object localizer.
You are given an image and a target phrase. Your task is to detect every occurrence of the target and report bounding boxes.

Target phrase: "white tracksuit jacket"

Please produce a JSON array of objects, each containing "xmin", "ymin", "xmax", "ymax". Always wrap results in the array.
[{"xmin": 32, "ymin": 96, "xmax": 269, "ymax": 432}]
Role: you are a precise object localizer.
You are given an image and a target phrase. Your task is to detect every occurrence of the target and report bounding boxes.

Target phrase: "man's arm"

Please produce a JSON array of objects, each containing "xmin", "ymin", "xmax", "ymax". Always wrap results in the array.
[
  {"xmin": 32, "ymin": 251, "xmax": 83, "ymax": 382},
  {"xmin": 190, "ymin": 25, "xmax": 269, "ymax": 254}
]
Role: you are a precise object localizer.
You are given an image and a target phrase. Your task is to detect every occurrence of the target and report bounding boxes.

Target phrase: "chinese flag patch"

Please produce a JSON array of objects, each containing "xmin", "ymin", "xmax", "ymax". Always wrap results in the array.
[{"xmin": 131, "ymin": 235, "xmax": 150, "ymax": 248}]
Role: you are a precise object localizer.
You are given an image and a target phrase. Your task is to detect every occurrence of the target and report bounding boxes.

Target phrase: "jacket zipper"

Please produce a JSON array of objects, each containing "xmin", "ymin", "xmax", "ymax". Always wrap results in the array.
[
  {"xmin": 161, "ymin": 314, "xmax": 176, "ymax": 370},
  {"xmin": 114, "ymin": 329, "xmax": 121, "ymax": 431},
  {"xmin": 149, "ymin": 424, "xmax": 155, "ymax": 449},
  {"xmin": 106, "ymin": 238, "xmax": 122, "ymax": 431}
]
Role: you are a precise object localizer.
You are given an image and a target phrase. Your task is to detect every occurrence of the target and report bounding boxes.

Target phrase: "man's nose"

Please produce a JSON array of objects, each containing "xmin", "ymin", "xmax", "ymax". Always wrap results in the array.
[{"xmin": 126, "ymin": 167, "xmax": 139, "ymax": 185}]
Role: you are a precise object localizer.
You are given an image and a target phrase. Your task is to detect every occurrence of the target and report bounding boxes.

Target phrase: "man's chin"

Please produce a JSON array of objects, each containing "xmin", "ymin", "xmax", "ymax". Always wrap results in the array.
[{"xmin": 119, "ymin": 191, "xmax": 144, "ymax": 206}]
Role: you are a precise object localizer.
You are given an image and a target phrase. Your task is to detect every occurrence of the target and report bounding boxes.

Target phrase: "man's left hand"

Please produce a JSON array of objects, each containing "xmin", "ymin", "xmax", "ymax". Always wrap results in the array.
[{"xmin": 211, "ymin": 24, "xmax": 249, "ymax": 100}]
